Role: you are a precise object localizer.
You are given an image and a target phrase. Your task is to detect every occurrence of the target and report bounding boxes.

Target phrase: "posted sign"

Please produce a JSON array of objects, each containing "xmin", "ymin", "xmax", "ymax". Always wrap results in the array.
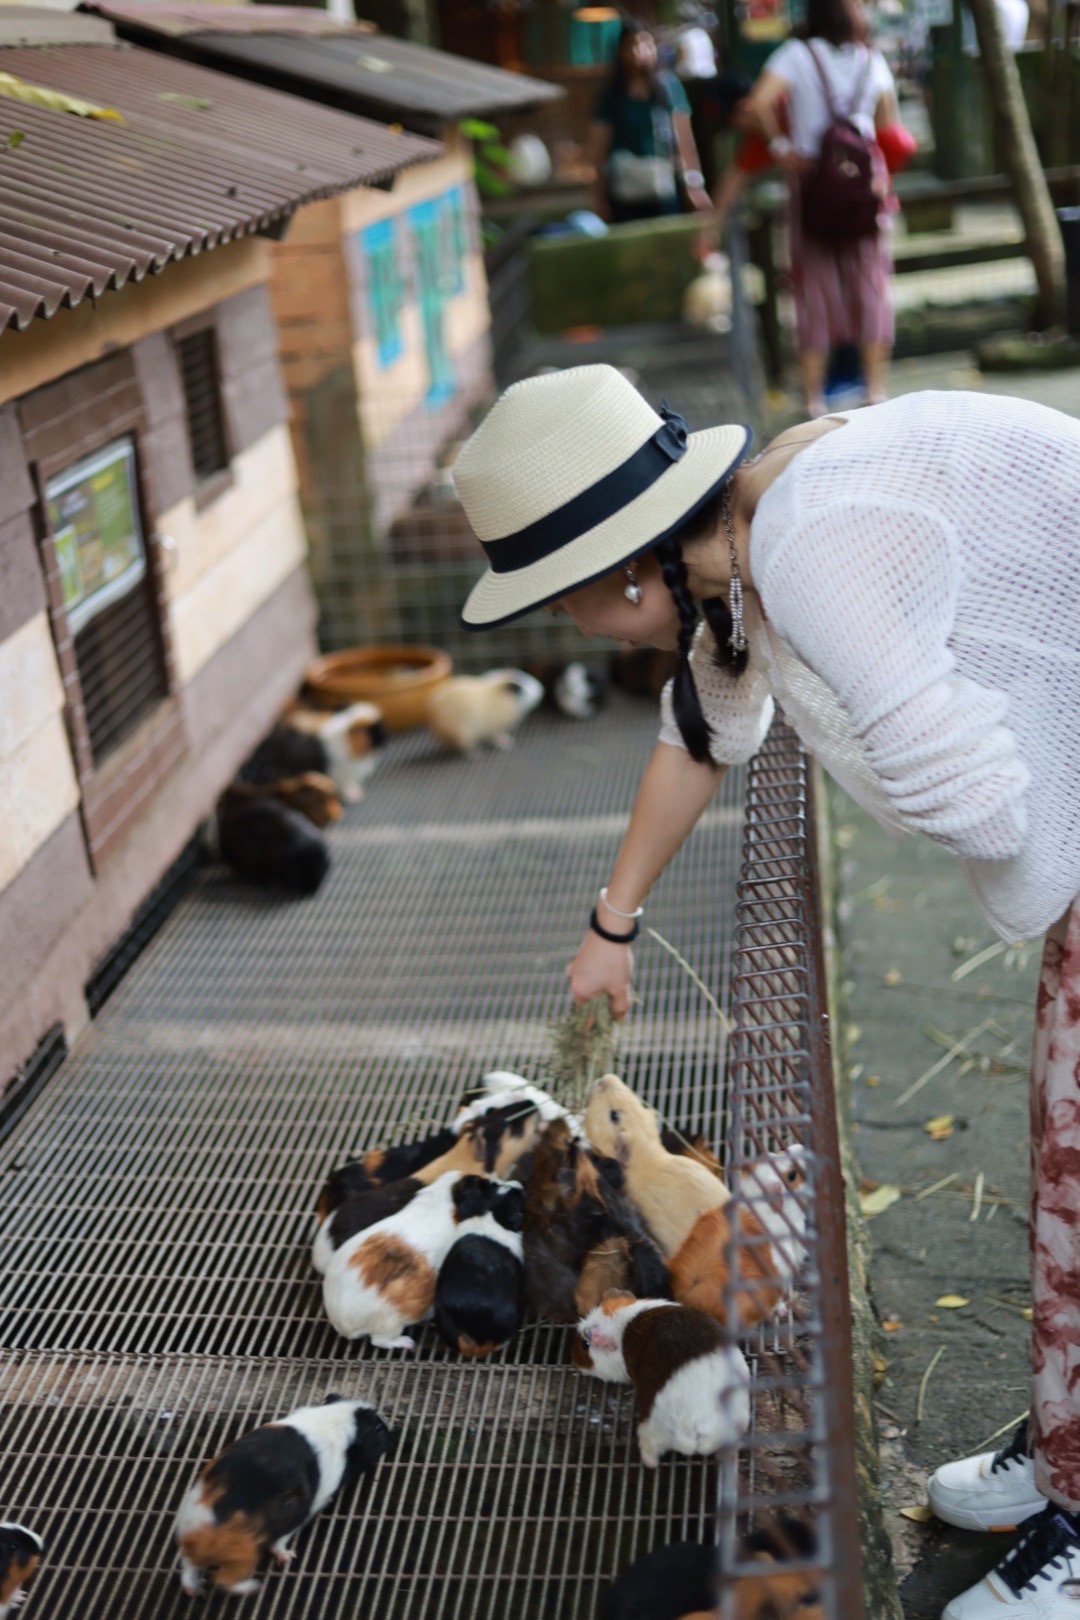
[{"xmin": 46, "ymin": 438, "xmax": 147, "ymax": 636}]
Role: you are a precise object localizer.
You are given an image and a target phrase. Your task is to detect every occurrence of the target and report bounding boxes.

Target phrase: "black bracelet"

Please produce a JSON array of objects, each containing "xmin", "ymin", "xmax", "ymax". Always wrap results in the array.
[{"xmin": 590, "ymin": 907, "xmax": 640, "ymax": 945}]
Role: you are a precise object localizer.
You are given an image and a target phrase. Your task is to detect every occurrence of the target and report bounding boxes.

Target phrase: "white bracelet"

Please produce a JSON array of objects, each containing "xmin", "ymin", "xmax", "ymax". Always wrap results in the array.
[{"xmin": 599, "ymin": 886, "xmax": 644, "ymax": 921}]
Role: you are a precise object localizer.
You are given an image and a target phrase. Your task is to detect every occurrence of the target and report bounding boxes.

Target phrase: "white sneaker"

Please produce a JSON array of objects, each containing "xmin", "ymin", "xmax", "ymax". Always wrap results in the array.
[
  {"xmin": 942, "ymin": 1505, "xmax": 1080, "ymax": 1616},
  {"xmin": 930, "ymin": 1420, "xmax": 1047, "ymax": 1532}
]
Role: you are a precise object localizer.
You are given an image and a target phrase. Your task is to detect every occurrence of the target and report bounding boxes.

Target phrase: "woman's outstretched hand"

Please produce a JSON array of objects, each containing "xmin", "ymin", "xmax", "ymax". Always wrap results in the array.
[{"xmin": 567, "ymin": 931, "xmax": 634, "ymax": 1021}]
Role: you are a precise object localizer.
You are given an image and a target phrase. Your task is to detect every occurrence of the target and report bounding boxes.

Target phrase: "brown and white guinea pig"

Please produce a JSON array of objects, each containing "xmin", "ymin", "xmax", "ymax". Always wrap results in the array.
[
  {"xmin": 315, "ymin": 1126, "xmax": 459, "ymax": 1221},
  {"xmin": 281, "ymin": 701, "xmax": 386, "ymax": 803},
  {"xmin": 660, "ymin": 1127, "xmax": 726, "ymax": 1182},
  {"xmin": 583, "ymin": 1076, "xmax": 730, "ymax": 1258},
  {"xmin": 433, "ymin": 1175, "xmax": 526, "ymax": 1357},
  {"xmin": 572, "ymin": 1293, "xmax": 750, "ymax": 1468},
  {"xmin": 600, "ymin": 1519, "xmax": 822, "ymax": 1620},
  {"xmin": 321, "ymin": 1171, "xmax": 462, "ymax": 1349},
  {"xmin": 523, "ymin": 1117, "xmax": 671, "ymax": 1323},
  {"xmin": 0, "ymin": 1524, "xmax": 42, "ymax": 1618},
  {"xmin": 426, "ymin": 669, "xmax": 544, "ymax": 754},
  {"xmin": 668, "ymin": 1145, "xmax": 810, "ymax": 1332},
  {"xmin": 313, "ymin": 1103, "xmax": 542, "ymax": 1275},
  {"xmin": 176, "ymin": 1395, "xmax": 391, "ymax": 1598},
  {"xmin": 215, "ymin": 795, "xmax": 330, "ymax": 898}
]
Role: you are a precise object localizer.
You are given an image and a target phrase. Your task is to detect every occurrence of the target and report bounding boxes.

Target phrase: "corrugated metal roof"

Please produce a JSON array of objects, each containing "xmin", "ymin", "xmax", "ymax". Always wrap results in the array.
[
  {"xmin": 84, "ymin": 1, "xmax": 565, "ymax": 129},
  {"xmin": 0, "ymin": 6, "xmax": 115, "ymax": 46},
  {"xmin": 75, "ymin": 1, "xmax": 371, "ymax": 39},
  {"xmin": 0, "ymin": 37, "xmax": 440, "ymax": 332}
]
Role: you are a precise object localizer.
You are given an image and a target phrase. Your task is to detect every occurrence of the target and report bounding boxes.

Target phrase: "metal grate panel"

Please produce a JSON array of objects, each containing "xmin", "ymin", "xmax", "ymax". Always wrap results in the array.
[{"xmin": 0, "ymin": 697, "xmax": 747, "ymax": 1618}]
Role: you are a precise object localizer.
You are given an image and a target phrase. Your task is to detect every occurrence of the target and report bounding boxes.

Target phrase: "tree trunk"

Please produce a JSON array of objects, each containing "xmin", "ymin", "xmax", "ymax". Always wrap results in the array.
[{"xmin": 967, "ymin": 0, "xmax": 1067, "ymax": 326}]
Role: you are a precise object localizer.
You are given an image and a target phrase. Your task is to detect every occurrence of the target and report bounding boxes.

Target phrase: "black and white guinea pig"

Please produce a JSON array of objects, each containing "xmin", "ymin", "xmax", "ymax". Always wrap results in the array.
[
  {"xmin": 216, "ymin": 795, "xmax": 330, "ymax": 897},
  {"xmin": 176, "ymin": 1396, "xmax": 391, "ymax": 1598},
  {"xmin": 455, "ymin": 1069, "xmax": 583, "ymax": 1137},
  {"xmin": 600, "ymin": 1520, "xmax": 822, "ymax": 1620},
  {"xmin": 315, "ymin": 1126, "xmax": 459, "ymax": 1220},
  {"xmin": 434, "ymin": 1175, "xmax": 526, "ymax": 1357},
  {"xmin": 572, "ymin": 1293, "xmax": 750, "ymax": 1468},
  {"xmin": 528, "ymin": 660, "xmax": 608, "ymax": 721},
  {"xmin": 426, "ymin": 670, "xmax": 544, "ymax": 753},
  {"xmin": 321, "ymin": 1171, "xmax": 462, "ymax": 1349},
  {"xmin": 0, "ymin": 1524, "xmax": 42, "ymax": 1618},
  {"xmin": 282, "ymin": 701, "xmax": 386, "ymax": 803}
]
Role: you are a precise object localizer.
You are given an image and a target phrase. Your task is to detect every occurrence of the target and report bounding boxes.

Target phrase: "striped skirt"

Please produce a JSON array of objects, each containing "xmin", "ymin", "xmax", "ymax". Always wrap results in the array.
[{"xmin": 786, "ymin": 182, "xmax": 895, "ymax": 353}]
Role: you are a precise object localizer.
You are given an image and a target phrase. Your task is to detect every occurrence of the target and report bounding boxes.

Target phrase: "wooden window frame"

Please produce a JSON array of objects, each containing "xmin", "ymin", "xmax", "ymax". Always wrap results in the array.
[
  {"xmin": 22, "ymin": 355, "xmax": 188, "ymax": 874},
  {"xmin": 171, "ymin": 310, "xmax": 235, "ymax": 511}
]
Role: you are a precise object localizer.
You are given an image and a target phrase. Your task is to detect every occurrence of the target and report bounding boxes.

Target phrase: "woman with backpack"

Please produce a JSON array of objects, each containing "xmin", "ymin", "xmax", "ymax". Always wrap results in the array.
[
  {"xmin": 736, "ymin": 0, "xmax": 899, "ymax": 417},
  {"xmin": 588, "ymin": 18, "xmax": 713, "ymax": 225}
]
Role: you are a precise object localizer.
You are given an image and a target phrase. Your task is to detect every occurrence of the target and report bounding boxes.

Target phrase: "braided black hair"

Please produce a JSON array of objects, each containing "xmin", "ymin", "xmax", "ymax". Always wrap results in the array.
[{"xmin": 651, "ymin": 481, "xmax": 748, "ymax": 766}]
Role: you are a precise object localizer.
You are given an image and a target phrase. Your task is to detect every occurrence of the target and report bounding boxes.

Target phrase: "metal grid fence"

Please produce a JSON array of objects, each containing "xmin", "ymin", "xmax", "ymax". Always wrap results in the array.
[{"xmin": 0, "ymin": 699, "xmax": 856, "ymax": 1619}]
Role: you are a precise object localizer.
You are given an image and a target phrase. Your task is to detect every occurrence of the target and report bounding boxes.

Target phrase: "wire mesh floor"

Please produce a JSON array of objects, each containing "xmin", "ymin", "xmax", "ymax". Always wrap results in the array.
[{"xmin": 0, "ymin": 693, "xmax": 763, "ymax": 1620}]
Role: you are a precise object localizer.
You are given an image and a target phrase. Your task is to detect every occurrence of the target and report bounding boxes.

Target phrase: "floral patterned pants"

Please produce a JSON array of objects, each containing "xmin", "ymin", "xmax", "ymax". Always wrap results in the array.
[{"xmin": 1030, "ymin": 904, "xmax": 1080, "ymax": 1507}]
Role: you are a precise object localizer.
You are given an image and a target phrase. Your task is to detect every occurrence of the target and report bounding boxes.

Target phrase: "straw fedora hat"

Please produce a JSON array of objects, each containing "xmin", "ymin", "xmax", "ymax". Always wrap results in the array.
[{"xmin": 454, "ymin": 365, "xmax": 751, "ymax": 630}]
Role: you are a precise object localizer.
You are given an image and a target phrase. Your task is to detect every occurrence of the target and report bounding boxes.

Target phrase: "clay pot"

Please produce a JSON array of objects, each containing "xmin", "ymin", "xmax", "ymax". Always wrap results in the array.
[{"xmin": 303, "ymin": 646, "xmax": 452, "ymax": 732}]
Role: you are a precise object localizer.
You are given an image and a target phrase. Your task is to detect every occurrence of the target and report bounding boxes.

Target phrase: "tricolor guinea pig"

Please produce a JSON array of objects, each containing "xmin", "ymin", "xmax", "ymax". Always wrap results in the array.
[
  {"xmin": 669, "ymin": 1144, "xmax": 810, "ymax": 1331},
  {"xmin": 222, "ymin": 774, "xmax": 343, "ymax": 830},
  {"xmin": 282, "ymin": 701, "xmax": 386, "ymax": 803},
  {"xmin": 0, "ymin": 1524, "xmax": 42, "ymax": 1618},
  {"xmin": 572, "ymin": 1294, "xmax": 750, "ymax": 1468},
  {"xmin": 583, "ymin": 1076, "xmax": 729, "ymax": 1257},
  {"xmin": 455, "ymin": 1069, "xmax": 582, "ymax": 1138},
  {"xmin": 176, "ymin": 1395, "xmax": 390, "ymax": 1598},
  {"xmin": 433, "ymin": 1175, "xmax": 526, "ymax": 1357},
  {"xmin": 600, "ymin": 1519, "xmax": 822, "ymax": 1620},
  {"xmin": 426, "ymin": 670, "xmax": 544, "ymax": 753},
  {"xmin": 216, "ymin": 795, "xmax": 330, "ymax": 897},
  {"xmin": 315, "ymin": 1126, "xmax": 459, "ymax": 1221},
  {"xmin": 321, "ymin": 1172, "xmax": 462, "ymax": 1349}
]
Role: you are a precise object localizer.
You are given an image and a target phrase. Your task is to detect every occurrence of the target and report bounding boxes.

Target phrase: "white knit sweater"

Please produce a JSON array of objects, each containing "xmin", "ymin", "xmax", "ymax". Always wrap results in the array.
[{"xmin": 659, "ymin": 391, "xmax": 1080, "ymax": 942}]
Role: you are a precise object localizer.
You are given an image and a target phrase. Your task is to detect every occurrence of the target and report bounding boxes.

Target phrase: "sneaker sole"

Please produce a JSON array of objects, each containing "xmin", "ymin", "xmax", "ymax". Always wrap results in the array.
[{"xmin": 928, "ymin": 1498, "xmax": 1047, "ymax": 1533}]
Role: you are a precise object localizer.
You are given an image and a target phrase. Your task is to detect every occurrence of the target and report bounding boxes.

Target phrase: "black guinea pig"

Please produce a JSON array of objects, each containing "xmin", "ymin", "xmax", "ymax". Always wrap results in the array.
[
  {"xmin": 217, "ymin": 795, "xmax": 330, "ymax": 897},
  {"xmin": 601, "ymin": 1519, "xmax": 822, "ymax": 1620},
  {"xmin": 176, "ymin": 1396, "xmax": 391, "ymax": 1598},
  {"xmin": 316, "ymin": 1127, "xmax": 459, "ymax": 1221},
  {"xmin": 434, "ymin": 1175, "xmax": 526, "ymax": 1358},
  {"xmin": 0, "ymin": 1523, "xmax": 42, "ymax": 1619}
]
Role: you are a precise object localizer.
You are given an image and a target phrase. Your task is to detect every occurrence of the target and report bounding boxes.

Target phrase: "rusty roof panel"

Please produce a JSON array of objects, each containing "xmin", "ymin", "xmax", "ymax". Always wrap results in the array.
[
  {"xmin": 85, "ymin": 1, "xmax": 564, "ymax": 127},
  {"xmin": 0, "ymin": 39, "xmax": 440, "ymax": 331}
]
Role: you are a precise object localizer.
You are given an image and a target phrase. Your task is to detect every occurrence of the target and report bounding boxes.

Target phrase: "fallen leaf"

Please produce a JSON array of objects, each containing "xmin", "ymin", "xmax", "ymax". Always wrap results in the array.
[
  {"xmin": 884, "ymin": 968, "xmax": 904, "ymax": 987},
  {"xmin": 1021, "ymin": 1306, "xmax": 1033, "ymax": 1321},
  {"xmin": 899, "ymin": 1505, "xmax": 934, "ymax": 1523},
  {"xmin": 6, "ymin": 129, "xmax": 23, "ymax": 149},
  {"xmin": 884, "ymin": 1319, "xmax": 903, "ymax": 1332},
  {"xmin": 847, "ymin": 1022, "xmax": 862, "ymax": 1045},
  {"xmin": 865, "ymin": 1073, "xmax": 882, "ymax": 1088},
  {"xmin": 860, "ymin": 1184, "xmax": 902, "ymax": 1217},
  {"xmin": 925, "ymin": 1113, "xmax": 955, "ymax": 1140},
  {"xmin": 158, "ymin": 91, "xmax": 212, "ymax": 110},
  {"xmin": 0, "ymin": 70, "xmax": 123, "ymax": 121},
  {"xmin": 935, "ymin": 1294, "xmax": 970, "ymax": 1308}
]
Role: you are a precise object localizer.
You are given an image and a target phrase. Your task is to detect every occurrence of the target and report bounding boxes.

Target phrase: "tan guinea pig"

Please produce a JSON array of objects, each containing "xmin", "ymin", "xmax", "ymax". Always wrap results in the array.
[
  {"xmin": 427, "ymin": 670, "xmax": 544, "ymax": 753},
  {"xmin": 582, "ymin": 1076, "xmax": 729, "ymax": 1258}
]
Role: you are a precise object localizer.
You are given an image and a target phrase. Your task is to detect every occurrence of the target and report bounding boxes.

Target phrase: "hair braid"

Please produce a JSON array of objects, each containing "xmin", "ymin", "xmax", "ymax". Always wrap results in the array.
[{"xmin": 652, "ymin": 533, "xmax": 715, "ymax": 765}]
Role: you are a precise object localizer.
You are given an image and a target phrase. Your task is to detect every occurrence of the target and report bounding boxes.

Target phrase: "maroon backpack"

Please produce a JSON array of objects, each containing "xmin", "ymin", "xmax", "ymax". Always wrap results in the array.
[{"xmin": 799, "ymin": 44, "xmax": 881, "ymax": 243}]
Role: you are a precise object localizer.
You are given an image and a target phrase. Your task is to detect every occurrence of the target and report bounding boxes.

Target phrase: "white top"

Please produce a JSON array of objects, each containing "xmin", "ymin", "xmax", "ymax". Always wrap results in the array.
[
  {"xmin": 658, "ymin": 392, "xmax": 1080, "ymax": 942},
  {"xmin": 764, "ymin": 37, "xmax": 895, "ymax": 154}
]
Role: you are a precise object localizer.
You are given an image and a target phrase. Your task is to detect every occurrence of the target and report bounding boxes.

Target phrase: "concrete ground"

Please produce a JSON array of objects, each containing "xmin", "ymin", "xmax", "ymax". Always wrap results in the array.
[{"xmin": 819, "ymin": 350, "xmax": 1080, "ymax": 1618}]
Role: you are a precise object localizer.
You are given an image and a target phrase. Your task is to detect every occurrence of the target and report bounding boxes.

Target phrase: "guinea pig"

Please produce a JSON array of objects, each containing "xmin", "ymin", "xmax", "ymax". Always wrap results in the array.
[
  {"xmin": 216, "ymin": 795, "xmax": 330, "ymax": 897},
  {"xmin": 528, "ymin": 660, "xmax": 608, "ymax": 721},
  {"xmin": 282, "ymin": 701, "xmax": 386, "ymax": 803},
  {"xmin": 176, "ymin": 1395, "xmax": 391, "ymax": 1598},
  {"xmin": 426, "ymin": 669, "xmax": 544, "ymax": 754},
  {"xmin": 583, "ymin": 1076, "xmax": 729, "ymax": 1257},
  {"xmin": 523, "ymin": 1118, "xmax": 670, "ymax": 1322},
  {"xmin": 600, "ymin": 1520, "xmax": 822, "ymax": 1620},
  {"xmin": 433, "ymin": 1175, "xmax": 526, "ymax": 1357},
  {"xmin": 312, "ymin": 1175, "xmax": 428, "ymax": 1276},
  {"xmin": 222, "ymin": 774, "xmax": 343, "ymax": 830},
  {"xmin": 315, "ymin": 1126, "xmax": 459, "ymax": 1220},
  {"xmin": 572, "ymin": 1293, "xmax": 750, "ymax": 1468},
  {"xmin": 0, "ymin": 1524, "xmax": 42, "ymax": 1618},
  {"xmin": 455, "ymin": 1069, "xmax": 582, "ymax": 1137},
  {"xmin": 669, "ymin": 1144, "xmax": 810, "ymax": 1331},
  {"xmin": 240, "ymin": 725, "xmax": 329, "ymax": 785},
  {"xmin": 660, "ymin": 1127, "xmax": 726, "ymax": 1182},
  {"xmin": 321, "ymin": 1172, "xmax": 462, "ymax": 1349}
]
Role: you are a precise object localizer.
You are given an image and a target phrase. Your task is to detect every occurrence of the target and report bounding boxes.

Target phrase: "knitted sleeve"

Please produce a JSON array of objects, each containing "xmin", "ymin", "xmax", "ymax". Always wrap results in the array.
[
  {"xmin": 757, "ymin": 501, "xmax": 1028, "ymax": 860},
  {"xmin": 658, "ymin": 622, "xmax": 775, "ymax": 764}
]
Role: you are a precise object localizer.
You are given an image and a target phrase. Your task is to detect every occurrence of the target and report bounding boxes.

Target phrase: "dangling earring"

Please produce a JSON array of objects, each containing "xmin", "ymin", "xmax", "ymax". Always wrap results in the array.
[
  {"xmin": 623, "ymin": 565, "xmax": 643, "ymax": 606},
  {"xmin": 721, "ymin": 479, "xmax": 747, "ymax": 654}
]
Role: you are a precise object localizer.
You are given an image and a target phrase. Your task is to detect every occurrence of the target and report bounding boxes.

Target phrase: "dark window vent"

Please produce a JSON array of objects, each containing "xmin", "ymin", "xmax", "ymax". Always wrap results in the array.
[
  {"xmin": 77, "ymin": 582, "xmax": 168, "ymax": 765},
  {"xmin": 176, "ymin": 327, "xmax": 230, "ymax": 481},
  {"xmin": 85, "ymin": 833, "xmax": 206, "ymax": 1017},
  {"xmin": 0, "ymin": 1023, "xmax": 67, "ymax": 1148}
]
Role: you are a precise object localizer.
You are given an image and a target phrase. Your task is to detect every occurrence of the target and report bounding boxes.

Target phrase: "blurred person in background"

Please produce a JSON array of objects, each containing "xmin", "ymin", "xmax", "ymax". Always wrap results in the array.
[
  {"xmin": 589, "ymin": 18, "xmax": 713, "ymax": 224},
  {"xmin": 733, "ymin": 0, "xmax": 900, "ymax": 416}
]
